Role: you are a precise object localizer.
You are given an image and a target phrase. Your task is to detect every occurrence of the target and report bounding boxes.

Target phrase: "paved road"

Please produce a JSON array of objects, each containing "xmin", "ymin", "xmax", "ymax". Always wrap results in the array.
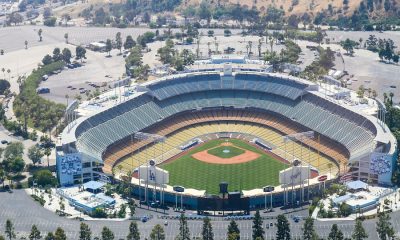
[{"xmin": 0, "ymin": 190, "xmax": 396, "ymax": 239}]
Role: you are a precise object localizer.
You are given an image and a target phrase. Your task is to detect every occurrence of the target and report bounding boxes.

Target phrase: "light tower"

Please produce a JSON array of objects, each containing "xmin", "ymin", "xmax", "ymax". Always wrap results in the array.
[
  {"xmin": 283, "ymin": 131, "xmax": 315, "ymax": 206},
  {"xmin": 133, "ymin": 132, "xmax": 166, "ymax": 209}
]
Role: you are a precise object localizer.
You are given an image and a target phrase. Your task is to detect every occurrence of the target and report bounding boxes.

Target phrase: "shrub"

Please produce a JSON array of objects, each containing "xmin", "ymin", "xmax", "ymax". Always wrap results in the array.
[
  {"xmin": 44, "ymin": 17, "xmax": 56, "ymax": 27},
  {"xmin": 90, "ymin": 208, "xmax": 107, "ymax": 218}
]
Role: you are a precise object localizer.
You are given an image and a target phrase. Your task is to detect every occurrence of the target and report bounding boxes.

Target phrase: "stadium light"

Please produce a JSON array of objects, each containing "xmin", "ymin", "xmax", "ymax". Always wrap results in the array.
[
  {"xmin": 133, "ymin": 132, "xmax": 166, "ymax": 208},
  {"xmin": 263, "ymin": 186, "xmax": 275, "ymax": 211},
  {"xmin": 282, "ymin": 131, "xmax": 315, "ymax": 207}
]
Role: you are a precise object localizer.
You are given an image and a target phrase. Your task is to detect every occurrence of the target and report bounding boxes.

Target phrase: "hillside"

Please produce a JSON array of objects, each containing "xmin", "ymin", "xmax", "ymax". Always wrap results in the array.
[
  {"xmin": 181, "ymin": 0, "xmax": 399, "ymax": 19},
  {"xmin": 52, "ymin": 0, "xmax": 400, "ymax": 25}
]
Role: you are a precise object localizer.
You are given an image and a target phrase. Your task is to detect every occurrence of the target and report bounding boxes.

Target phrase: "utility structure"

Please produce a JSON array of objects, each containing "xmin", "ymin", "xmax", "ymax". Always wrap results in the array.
[
  {"xmin": 282, "ymin": 131, "xmax": 315, "ymax": 207},
  {"xmin": 133, "ymin": 132, "xmax": 166, "ymax": 209}
]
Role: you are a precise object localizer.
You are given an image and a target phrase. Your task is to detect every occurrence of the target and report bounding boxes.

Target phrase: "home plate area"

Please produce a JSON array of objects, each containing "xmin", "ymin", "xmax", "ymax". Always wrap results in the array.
[{"xmin": 191, "ymin": 141, "xmax": 260, "ymax": 164}]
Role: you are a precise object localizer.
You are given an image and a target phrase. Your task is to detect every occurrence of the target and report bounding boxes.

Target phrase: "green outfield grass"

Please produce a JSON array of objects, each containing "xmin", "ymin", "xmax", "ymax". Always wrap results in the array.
[
  {"xmin": 207, "ymin": 145, "xmax": 245, "ymax": 158},
  {"xmin": 160, "ymin": 139, "xmax": 288, "ymax": 194}
]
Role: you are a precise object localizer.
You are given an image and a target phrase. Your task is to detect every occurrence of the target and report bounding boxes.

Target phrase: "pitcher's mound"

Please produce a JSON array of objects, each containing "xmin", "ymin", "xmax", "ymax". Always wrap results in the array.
[{"xmin": 192, "ymin": 143, "xmax": 260, "ymax": 164}]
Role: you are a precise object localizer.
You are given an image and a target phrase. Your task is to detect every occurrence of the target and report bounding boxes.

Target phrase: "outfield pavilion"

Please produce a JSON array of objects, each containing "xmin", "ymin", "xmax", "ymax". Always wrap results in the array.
[{"xmin": 56, "ymin": 56, "xmax": 397, "ymax": 210}]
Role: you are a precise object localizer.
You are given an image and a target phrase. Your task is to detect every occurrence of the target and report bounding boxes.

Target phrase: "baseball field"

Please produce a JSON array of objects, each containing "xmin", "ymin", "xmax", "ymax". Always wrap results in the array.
[{"xmin": 160, "ymin": 139, "xmax": 288, "ymax": 194}]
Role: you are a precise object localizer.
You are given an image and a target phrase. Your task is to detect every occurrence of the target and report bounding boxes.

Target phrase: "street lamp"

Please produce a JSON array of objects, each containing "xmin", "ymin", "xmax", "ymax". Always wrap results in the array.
[{"xmin": 263, "ymin": 186, "xmax": 275, "ymax": 211}]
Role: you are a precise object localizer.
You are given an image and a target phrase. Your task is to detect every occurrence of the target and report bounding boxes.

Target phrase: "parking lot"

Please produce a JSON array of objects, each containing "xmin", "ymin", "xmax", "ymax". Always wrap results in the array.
[
  {"xmin": 0, "ymin": 190, "xmax": 396, "ymax": 239},
  {"xmin": 39, "ymin": 48, "xmax": 126, "ymax": 104}
]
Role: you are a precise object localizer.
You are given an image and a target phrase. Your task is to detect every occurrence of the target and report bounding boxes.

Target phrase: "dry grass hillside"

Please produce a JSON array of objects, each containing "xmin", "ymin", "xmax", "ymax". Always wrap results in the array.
[
  {"xmin": 53, "ymin": 0, "xmax": 400, "ymax": 20},
  {"xmin": 182, "ymin": 0, "xmax": 400, "ymax": 18}
]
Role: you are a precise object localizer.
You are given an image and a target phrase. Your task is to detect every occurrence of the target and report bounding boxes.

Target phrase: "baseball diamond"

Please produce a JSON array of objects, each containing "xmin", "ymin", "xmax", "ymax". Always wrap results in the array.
[{"xmin": 160, "ymin": 139, "xmax": 288, "ymax": 194}]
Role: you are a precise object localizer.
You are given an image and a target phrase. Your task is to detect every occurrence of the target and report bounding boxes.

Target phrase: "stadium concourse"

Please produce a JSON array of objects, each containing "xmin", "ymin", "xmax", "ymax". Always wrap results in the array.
[{"xmin": 56, "ymin": 56, "xmax": 397, "ymax": 211}]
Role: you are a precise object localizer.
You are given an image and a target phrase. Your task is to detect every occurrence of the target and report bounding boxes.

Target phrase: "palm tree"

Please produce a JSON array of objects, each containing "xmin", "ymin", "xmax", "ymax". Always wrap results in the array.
[
  {"xmin": 248, "ymin": 41, "xmax": 253, "ymax": 55},
  {"xmin": 44, "ymin": 147, "xmax": 51, "ymax": 167},
  {"xmin": 65, "ymin": 94, "xmax": 69, "ymax": 106},
  {"xmin": 389, "ymin": 92, "xmax": 394, "ymax": 105},
  {"xmin": 258, "ymin": 38, "xmax": 262, "ymax": 58},
  {"xmin": 269, "ymin": 36, "xmax": 274, "ymax": 52},
  {"xmin": 38, "ymin": 28, "xmax": 43, "ymax": 42},
  {"xmin": 6, "ymin": 69, "xmax": 10, "ymax": 81},
  {"xmin": 383, "ymin": 92, "xmax": 388, "ymax": 103},
  {"xmin": 1, "ymin": 68, "xmax": 5, "ymax": 79},
  {"xmin": 64, "ymin": 33, "xmax": 69, "ymax": 44},
  {"xmin": 25, "ymin": 40, "xmax": 28, "ymax": 49}
]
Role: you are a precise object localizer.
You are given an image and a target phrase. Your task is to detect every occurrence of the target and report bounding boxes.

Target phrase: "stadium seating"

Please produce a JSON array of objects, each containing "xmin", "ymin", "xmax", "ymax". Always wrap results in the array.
[
  {"xmin": 101, "ymin": 109, "xmax": 346, "ymax": 176},
  {"xmin": 75, "ymin": 74, "xmax": 377, "ymax": 177}
]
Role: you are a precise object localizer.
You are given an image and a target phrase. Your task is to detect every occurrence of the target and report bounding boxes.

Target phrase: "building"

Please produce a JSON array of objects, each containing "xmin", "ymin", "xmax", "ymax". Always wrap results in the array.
[{"xmin": 56, "ymin": 58, "xmax": 397, "ymax": 210}]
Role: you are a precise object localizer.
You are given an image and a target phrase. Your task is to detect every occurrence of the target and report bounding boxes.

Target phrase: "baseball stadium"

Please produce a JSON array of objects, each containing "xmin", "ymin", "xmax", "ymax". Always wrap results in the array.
[{"xmin": 57, "ymin": 56, "xmax": 397, "ymax": 212}]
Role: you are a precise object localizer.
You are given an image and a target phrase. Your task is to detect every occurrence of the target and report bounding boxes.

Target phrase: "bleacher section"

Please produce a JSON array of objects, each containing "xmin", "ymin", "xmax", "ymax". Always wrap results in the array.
[
  {"xmin": 77, "ymin": 88, "xmax": 375, "ymax": 162},
  {"xmin": 146, "ymin": 73, "xmax": 308, "ymax": 101}
]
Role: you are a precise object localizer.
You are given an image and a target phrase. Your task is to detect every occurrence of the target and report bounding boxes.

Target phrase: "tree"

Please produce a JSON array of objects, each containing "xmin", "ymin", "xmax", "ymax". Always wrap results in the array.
[
  {"xmin": 33, "ymin": 169, "xmax": 57, "ymax": 187},
  {"xmin": 352, "ymin": 219, "xmax": 368, "ymax": 240},
  {"xmin": 25, "ymin": 40, "xmax": 28, "ymax": 49},
  {"xmin": 62, "ymin": 48, "xmax": 72, "ymax": 64},
  {"xmin": 276, "ymin": 214, "xmax": 290, "ymax": 240},
  {"xmin": 101, "ymin": 227, "xmax": 114, "ymax": 240},
  {"xmin": 42, "ymin": 55, "xmax": 53, "ymax": 65},
  {"xmin": 79, "ymin": 222, "xmax": 91, "ymax": 240},
  {"xmin": 29, "ymin": 225, "xmax": 42, "ymax": 240},
  {"xmin": 44, "ymin": 17, "xmax": 56, "ymax": 27},
  {"xmin": 149, "ymin": 224, "xmax": 165, "ymax": 240},
  {"xmin": 38, "ymin": 29, "xmax": 43, "ymax": 42},
  {"xmin": 176, "ymin": 213, "xmax": 190, "ymax": 240},
  {"xmin": 202, "ymin": 217, "xmax": 213, "ymax": 240},
  {"xmin": 376, "ymin": 211, "xmax": 394, "ymax": 240},
  {"xmin": 328, "ymin": 224, "xmax": 343, "ymax": 240},
  {"xmin": 43, "ymin": 8, "xmax": 52, "ymax": 19},
  {"xmin": 5, "ymin": 219, "xmax": 16, "ymax": 240},
  {"xmin": 126, "ymin": 221, "xmax": 140, "ymax": 240},
  {"xmin": 252, "ymin": 210, "xmax": 264, "ymax": 240},
  {"xmin": 28, "ymin": 145, "xmax": 43, "ymax": 166},
  {"xmin": 105, "ymin": 39, "xmax": 112, "ymax": 56},
  {"xmin": 3, "ymin": 156, "xmax": 25, "ymax": 176},
  {"xmin": 115, "ymin": 32, "xmax": 123, "ymax": 54},
  {"xmin": 341, "ymin": 38, "xmax": 357, "ymax": 56},
  {"xmin": 64, "ymin": 33, "xmax": 69, "ymax": 44},
  {"xmin": 198, "ymin": 1, "xmax": 211, "ymax": 22},
  {"xmin": 54, "ymin": 227, "xmax": 66, "ymax": 240},
  {"xmin": 7, "ymin": 12, "xmax": 23, "ymax": 25},
  {"xmin": 302, "ymin": 217, "xmax": 318, "ymax": 240},
  {"xmin": 124, "ymin": 35, "xmax": 136, "ymax": 50},
  {"xmin": 76, "ymin": 46, "xmax": 87, "ymax": 62},
  {"xmin": 227, "ymin": 220, "xmax": 240, "ymax": 240},
  {"xmin": 44, "ymin": 233, "xmax": 54, "ymax": 240},
  {"xmin": 52, "ymin": 48, "xmax": 62, "ymax": 62}
]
